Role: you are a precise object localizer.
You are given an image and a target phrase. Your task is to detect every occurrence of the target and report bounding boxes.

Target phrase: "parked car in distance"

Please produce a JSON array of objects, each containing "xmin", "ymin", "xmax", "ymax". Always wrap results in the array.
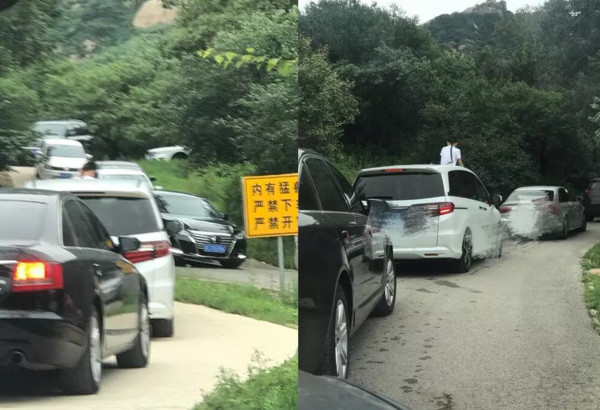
[
  {"xmin": 35, "ymin": 139, "xmax": 92, "ymax": 180},
  {"xmin": 583, "ymin": 177, "xmax": 600, "ymax": 221},
  {"xmin": 501, "ymin": 186, "xmax": 586, "ymax": 239},
  {"xmin": 0, "ymin": 189, "xmax": 150, "ymax": 395},
  {"xmin": 354, "ymin": 165, "xmax": 503, "ymax": 273},
  {"xmin": 299, "ymin": 371, "xmax": 412, "ymax": 410},
  {"xmin": 23, "ymin": 179, "xmax": 176, "ymax": 337},
  {"xmin": 97, "ymin": 161, "xmax": 143, "ymax": 171},
  {"xmin": 97, "ymin": 168, "xmax": 159, "ymax": 190},
  {"xmin": 153, "ymin": 190, "xmax": 247, "ymax": 269},
  {"xmin": 145, "ymin": 145, "xmax": 190, "ymax": 161},
  {"xmin": 299, "ymin": 149, "xmax": 396, "ymax": 379},
  {"xmin": 33, "ymin": 120, "xmax": 93, "ymax": 143}
]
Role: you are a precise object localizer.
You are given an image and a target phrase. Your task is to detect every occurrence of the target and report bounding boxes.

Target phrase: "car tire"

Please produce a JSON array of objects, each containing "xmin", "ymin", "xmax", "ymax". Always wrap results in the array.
[
  {"xmin": 454, "ymin": 230, "xmax": 473, "ymax": 273},
  {"xmin": 220, "ymin": 259, "xmax": 244, "ymax": 269},
  {"xmin": 152, "ymin": 318, "xmax": 174, "ymax": 338},
  {"xmin": 559, "ymin": 218, "xmax": 569, "ymax": 240},
  {"xmin": 372, "ymin": 254, "xmax": 396, "ymax": 317},
  {"xmin": 171, "ymin": 153, "xmax": 188, "ymax": 160},
  {"xmin": 319, "ymin": 284, "xmax": 350, "ymax": 379},
  {"xmin": 58, "ymin": 309, "xmax": 102, "ymax": 395},
  {"xmin": 116, "ymin": 295, "xmax": 150, "ymax": 368},
  {"xmin": 174, "ymin": 257, "xmax": 187, "ymax": 267},
  {"xmin": 496, "ymin": 237, "xmax": 503, "ymax": 258}
]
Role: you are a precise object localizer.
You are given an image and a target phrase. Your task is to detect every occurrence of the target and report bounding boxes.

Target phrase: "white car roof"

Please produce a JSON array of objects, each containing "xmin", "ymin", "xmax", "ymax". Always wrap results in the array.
[
  {"xmin": 97, "ymin": 169, "xmax": 148, "ymax": 177},
  {"xmin": 43, "ymin": 138, "xmax": 83, "ymax": 147},
  {"xmin": 357, "ymin": 164, "xmax": 473, "ymax": 176},
  {"xmin": 25, "ymin": 179, "xmax": 151, "ymax": 198}
]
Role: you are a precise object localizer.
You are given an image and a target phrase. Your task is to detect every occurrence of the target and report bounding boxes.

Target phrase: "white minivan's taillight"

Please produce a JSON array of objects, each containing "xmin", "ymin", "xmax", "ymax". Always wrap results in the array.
[
  {"xmin": 124, "ymin": 240, "xmax": 171, "ymax": 263},
  {"xmin": 12, "ymin": 261, "xmax": 64, "ymax": 292},
  {"xmin": 412, "ymin": 202, "xmax": 455, "ymax": 216}
]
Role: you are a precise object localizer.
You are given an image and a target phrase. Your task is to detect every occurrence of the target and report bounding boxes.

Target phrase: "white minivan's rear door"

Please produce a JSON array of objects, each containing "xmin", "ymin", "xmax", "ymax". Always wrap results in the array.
[{"xmin": 354, "ymin": 168, "xmax": 446, "ymax": 249}]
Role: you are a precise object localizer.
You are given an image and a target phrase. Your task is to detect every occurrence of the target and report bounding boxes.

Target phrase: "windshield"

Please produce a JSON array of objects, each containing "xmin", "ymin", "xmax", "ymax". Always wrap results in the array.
[
  {"xmin": 506, "ymin": 190, "xmax": 554, "ymax": 203},
  {"xmin": 34, "ymin": 122, "xmax": 68, "ymax": 136},
  {"xmin": 0, "ymin": 200, "xmax": 47, "ymax": 243},
  {"xmin": 154, "ymin": 193, "xmax": 220, "ymax": 218},
  {"xmin": 47, "ymin": 144, "xmax": 85, "ymax": 158},
  {"xmin": 79, "ymin": 197, "xmax": 159, "ymax": 236},
  {"xmin": 355, "ymin": 173, "xmax": 445, "ymax": 201}
]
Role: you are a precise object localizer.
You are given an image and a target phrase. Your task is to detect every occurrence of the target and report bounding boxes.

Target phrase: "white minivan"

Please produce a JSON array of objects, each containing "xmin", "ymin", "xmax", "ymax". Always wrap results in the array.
[
  {"xmin": 354, "ymin": 165, "xmax": 503, "ymax": 273},
  {"xmin": 36, "ymin": 139, "xmax": 91, "ymax": 180},
  {"xmin": 25, "ymin": 179, "xmax": 176, "ymax": 337}
]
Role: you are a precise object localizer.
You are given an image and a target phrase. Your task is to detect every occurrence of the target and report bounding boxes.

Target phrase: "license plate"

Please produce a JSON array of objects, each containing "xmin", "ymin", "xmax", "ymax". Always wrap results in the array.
[
  {"xmin": 204, "ymin": 244, "xmax": 226, "ymax": 254},
  {"xmin": 59, "ymin": 173, "xmax": 72, "ymax": 178}
]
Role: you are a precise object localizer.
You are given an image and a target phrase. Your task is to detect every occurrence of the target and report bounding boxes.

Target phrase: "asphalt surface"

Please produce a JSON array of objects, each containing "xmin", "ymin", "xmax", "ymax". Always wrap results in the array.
[
  {"xmin": 349, "ymin": 223, "xmax": 600, "ymax": 410},
  {"xmin": 177, "ymin": 258, "xmax": 298, "ymax": 291},
  {"xmin": 0, "ymin": 302, "xmax": 297, "ymax": 409}
]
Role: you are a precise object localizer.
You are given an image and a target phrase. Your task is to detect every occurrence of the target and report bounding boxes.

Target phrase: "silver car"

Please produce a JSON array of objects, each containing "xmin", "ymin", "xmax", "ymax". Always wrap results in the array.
[{"xmin": 500, "ymin": 186, "xmax": 586, "ymax": 239}]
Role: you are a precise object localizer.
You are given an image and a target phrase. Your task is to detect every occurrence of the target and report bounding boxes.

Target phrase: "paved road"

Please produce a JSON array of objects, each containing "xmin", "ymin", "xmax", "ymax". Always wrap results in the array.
[
  {"xmin": 177, "ymin": 258, "xmax": 298, "ymax": 291},
  {"xmin": 0, "ymin": 302, "xmax": 297, "ymax": 409},
  {"xmin": 349, "ymin": 223, "xmax": 600, "ymax": 410}
]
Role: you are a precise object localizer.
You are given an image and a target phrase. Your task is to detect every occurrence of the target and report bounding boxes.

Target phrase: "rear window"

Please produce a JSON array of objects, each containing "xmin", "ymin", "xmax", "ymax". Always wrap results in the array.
[
  {"xmin": 506, "ymin": 190, "xmax": 554, "ymax": 203},
  {"xmin": 79, "ymin": 197, "xmax": 159, "ymax": 236},
  {"xmin": 354, "ymin": 172, "xmax": 445, "ymax": 201},
  {"xmin": 0, "ymin": 200, "xmax": 47, "ymax": 243}
]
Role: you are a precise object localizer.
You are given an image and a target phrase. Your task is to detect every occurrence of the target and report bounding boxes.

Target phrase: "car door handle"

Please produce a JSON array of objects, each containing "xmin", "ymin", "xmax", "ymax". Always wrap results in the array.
[{"xmin": 92, "ymin": 264, "xmax": 103, "ymax": 277}]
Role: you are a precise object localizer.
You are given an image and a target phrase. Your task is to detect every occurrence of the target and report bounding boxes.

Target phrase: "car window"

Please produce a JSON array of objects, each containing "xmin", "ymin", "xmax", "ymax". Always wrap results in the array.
[
  {"xmin": 473, "ymin": 176, "xmax": 490, "ymax": 204},
  {"xmin": 304, "ymin": 158, "xmax": 349, "ymax": 213},
  {"xmin": 326, "ymin": 162, "xmax": 362, "ymax": 213},
  {"xmin": 449, "ymin": 170, "xmax": 478, "ymax": 201},
  {"xmin": 0, "ymin": 200, "xmax": 47, "ymax": 244},
  {"xmin": 80, "ymin": 196, "xmax": 159, "ymax": 236},
  {"xmin": 299, "ymin": 164, "xmax": 320, "ymax": 211},
  {"xmin": 47, "ymin": 144, "xmax": 85, "ymax": 158},
  {"xmin": 559, "ymin": 188, "xmax": 569, "ymax": 203},
  {"xmin": 355, "ymin": 172, "xmax": 445, "ymax": 201},
  {"xmin": 64, "ymin": 200, "xmax": 102, "ymax": 248},
  {"xmin": 154, "ymin": 193, "xmax": 220, "ymax": 218},
  {"xmin": 61, "ymin": 205, "xmax": 78, "ymax": 247}
]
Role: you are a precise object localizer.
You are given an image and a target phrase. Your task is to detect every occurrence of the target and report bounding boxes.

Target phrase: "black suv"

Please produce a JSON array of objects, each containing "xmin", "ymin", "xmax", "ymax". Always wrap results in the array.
[{"xmin": 299, "ymin": 149, "xmax": 396, "ymax": 379}]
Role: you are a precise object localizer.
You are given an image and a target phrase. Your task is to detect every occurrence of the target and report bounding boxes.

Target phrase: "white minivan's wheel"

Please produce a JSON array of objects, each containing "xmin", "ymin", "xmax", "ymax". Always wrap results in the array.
[
  {"xmin": 454, "ymin": 230, "xmax": 473, "ymax": 273},
  {"xmin": 117, "ymin": 296, "xmax": 150, "ymax": 368},
  {"xmin": 59, "ymin": 309, "xmax": 102, "ymax": 395}
]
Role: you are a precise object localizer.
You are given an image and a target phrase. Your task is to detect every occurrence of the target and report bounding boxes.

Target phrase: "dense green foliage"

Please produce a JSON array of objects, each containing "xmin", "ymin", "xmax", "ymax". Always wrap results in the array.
[
  {"xmin": 300, "ymin": 0, "xmax": 600, "ymax": 196},
  {"xmin": 0, "ymin": 0, "xmax": 297, "ymax": 175}
]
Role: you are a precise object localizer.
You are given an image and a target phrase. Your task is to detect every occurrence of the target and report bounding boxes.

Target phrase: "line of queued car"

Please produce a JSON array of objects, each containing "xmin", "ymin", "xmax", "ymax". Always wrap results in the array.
[
  {"xmin": 1, "ymin": 153, "xmax": 248, "ymax": 395},
  {"xmin": 298, "ymin": 148, "xmax": 589, "ymax": 408}
]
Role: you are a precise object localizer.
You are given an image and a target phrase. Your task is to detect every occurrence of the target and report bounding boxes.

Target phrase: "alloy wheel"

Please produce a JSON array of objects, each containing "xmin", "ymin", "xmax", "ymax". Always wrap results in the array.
[
  {"xmin": 89, "ymin": 315, "xmax": 102, "ymax": 384},
  {"xmin": 384, "ymin": 258, "xmax": 395, "ymax": 306},
  {"xmin": 140, "ymin": 303, "xmax": 150, "ymax": 359},
  {"xmin": 334, "ymin": 300, "xmax": 348, "ymax": 379}
]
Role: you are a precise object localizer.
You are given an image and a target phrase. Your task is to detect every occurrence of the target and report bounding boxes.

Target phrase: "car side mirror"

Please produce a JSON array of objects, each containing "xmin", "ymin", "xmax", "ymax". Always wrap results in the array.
[
  {"xmin": 86, "ymin": 154, "xmax": 93, "ymax": 160},
  {"xmin": 165, "ymin": 220, "xmax": 184, "ymax": 236},
  {"xmin": 118, "ymin": 236, "xmax": 141, "ymax": 253},
  {"xmin": 491, "ymin": 194, "xmax": 503, "ymax": 208},
  {"xmin": 364, "ymin": 198, "xmax": 390, "ymax": 215},
  {"xmin": 219, "ymin": 212, "xmax": 228, "ymax": 220}
]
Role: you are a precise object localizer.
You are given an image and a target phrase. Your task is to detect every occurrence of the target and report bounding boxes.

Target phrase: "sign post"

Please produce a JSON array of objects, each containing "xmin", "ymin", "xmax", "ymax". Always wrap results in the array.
[{"xmin": 241, "ymin": 173, "xmax": 298, "ymax": 293}]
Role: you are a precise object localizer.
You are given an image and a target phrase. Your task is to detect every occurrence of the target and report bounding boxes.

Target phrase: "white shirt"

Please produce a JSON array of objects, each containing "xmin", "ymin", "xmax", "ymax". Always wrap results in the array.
[{"xmin": 440, "ymin": 145, "xmax": 461, "ymax": 165}]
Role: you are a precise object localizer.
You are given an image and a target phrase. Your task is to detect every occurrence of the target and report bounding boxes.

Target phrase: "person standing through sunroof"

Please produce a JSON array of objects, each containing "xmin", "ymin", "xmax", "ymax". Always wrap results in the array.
[{"xmin": 440, "ymin": 138, "xmax": 464, "ymax": 166}]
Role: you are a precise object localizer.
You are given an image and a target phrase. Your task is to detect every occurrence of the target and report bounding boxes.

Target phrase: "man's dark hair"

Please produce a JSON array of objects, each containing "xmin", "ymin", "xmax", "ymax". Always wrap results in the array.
[
  {"xmin": 447, "ymin": 138, "xmax": 458, "ymax": 144},
  {"xmin": 82, "ymin": 161, "xmax": 97, "ymax": 172}
]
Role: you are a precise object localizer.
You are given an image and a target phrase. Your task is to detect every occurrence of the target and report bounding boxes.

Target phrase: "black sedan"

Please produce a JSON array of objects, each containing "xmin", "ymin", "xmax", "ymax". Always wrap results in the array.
[
  {"xmin": 153, "ymin": 190, "xmax": 247, "ymax": 269},
  {"xmin": 299, "ymin": 149, "xmax": 396, "ymax": 379},
  {"xmin": 0, "ymin": 189, "xmax": 150, "ymax": 395}
]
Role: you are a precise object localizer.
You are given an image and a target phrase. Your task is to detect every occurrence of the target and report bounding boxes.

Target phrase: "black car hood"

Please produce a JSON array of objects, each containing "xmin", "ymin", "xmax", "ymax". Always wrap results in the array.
[
  {"xmin": 299, "ymin": 371, "xmax": 412, "ymax": 410},
  {"xmin": 162, "ymin": 214, "xmax": 237, "ymax": 234}
]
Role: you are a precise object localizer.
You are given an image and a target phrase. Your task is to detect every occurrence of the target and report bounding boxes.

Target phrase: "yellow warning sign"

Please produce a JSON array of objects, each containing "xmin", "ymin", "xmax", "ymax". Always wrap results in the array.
[{"xmin": 242, "ymin": 173, "xmax": 298, "ymax": 238}]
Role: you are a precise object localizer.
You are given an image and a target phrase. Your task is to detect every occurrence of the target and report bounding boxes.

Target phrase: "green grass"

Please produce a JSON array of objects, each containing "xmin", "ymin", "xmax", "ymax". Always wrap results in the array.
[
  {"xmin": 582, "ymin": 244, "xmax": 600, "ymax": 334},
  {"xmin": 175, "ymin": 276, "xmax": 297, "ymax": 327},
  {"xmin": 139, "ymin": 159, "xmax": 296, "ymax": 268},
  {"xmin": 194, "ymin": 354, "xmax": 298, "ymax": 410}
]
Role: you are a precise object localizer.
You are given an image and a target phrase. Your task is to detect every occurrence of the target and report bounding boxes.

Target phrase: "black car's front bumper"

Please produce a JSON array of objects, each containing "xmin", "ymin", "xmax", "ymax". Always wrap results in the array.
[
  {"xmin": 170, "ymin": 230, "xmax": 247, "ymax": 263},
  {"xmin": 0, "ymin": 311, "xmax": 87, "ymax": 370}
]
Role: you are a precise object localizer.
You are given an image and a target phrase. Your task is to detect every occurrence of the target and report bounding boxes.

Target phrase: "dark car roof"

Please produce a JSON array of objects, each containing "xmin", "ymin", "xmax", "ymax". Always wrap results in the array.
[
  {"xmin": 299, "ymin": 148, "xmax": 323, "ymax": 160},
  {"xmin": 299, "ymin": 371, "xmax": 411, "ymax": 410}
]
